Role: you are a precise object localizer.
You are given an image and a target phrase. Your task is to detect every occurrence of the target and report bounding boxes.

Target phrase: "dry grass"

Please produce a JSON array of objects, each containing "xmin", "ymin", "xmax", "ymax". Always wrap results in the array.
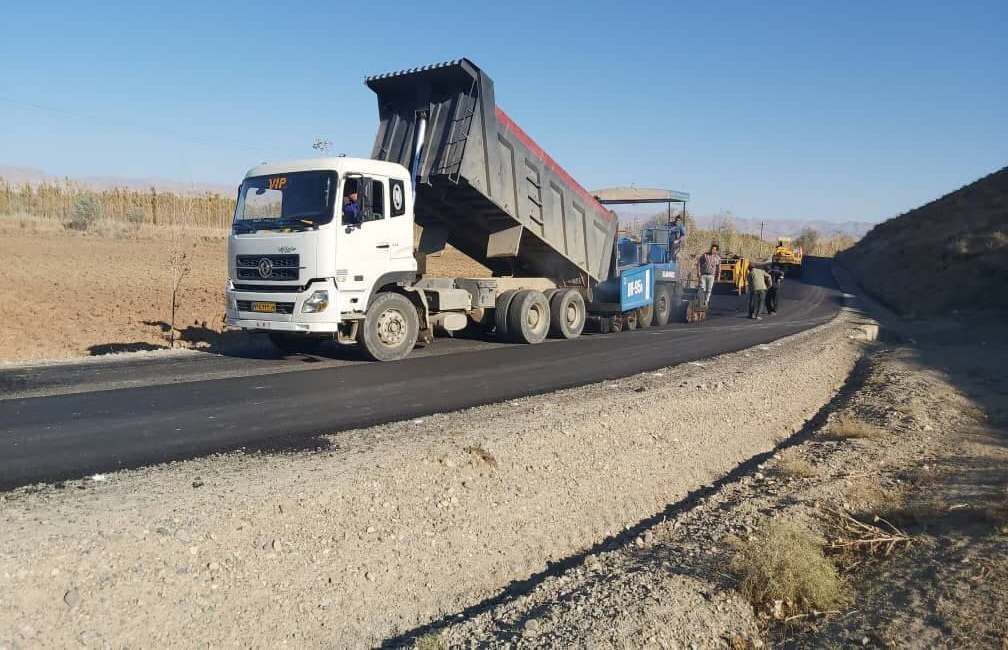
[
  {"xmin": 1, "ymin": 177, "xmax": 235, "ymax": 230},
  {"xmin": 825, "ymin": 415, "xmax": 887, "ymax": 441},
  {"xmin": 774, "ymin": 448, "xmax": 817, "ymax": 479},
  {"xmin": 844, "ymin": 482, "xmax": 899, "ymax": 513},
  {"xmin": 730, "ymin": 519, "xmax": 847, "ymax": 619},
  {"xmin": 465, "ymin": 446, "xmax": 498, "ymax": 468},
  {"xmin": 413, "ymin": 632, "xmax": 445, "ymax": 650}
]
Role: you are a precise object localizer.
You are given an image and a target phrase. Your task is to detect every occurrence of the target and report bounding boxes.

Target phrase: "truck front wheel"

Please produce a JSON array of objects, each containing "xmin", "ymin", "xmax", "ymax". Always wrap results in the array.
[{"xmin": 357, "ymin": 292, "xmax": 419, "ymax": 361}]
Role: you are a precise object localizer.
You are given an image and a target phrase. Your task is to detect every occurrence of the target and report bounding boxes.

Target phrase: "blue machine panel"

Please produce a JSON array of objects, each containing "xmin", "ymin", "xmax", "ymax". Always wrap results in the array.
[{"xmin": 620, "ymin": 265, "xmax": 654, "ymax": 311}]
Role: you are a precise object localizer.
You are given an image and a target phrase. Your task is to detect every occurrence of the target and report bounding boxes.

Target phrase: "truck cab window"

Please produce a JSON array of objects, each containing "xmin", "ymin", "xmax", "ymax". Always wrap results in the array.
[
  {"xmin": 362, "ymin": 179, "xmax": 385, "ymax": 223},
  {"xmin": 342, "ymin": 178, "xmax": 361, "ymax": 225}
]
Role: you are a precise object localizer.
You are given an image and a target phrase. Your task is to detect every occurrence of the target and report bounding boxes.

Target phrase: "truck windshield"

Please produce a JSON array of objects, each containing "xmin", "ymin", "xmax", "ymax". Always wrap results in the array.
[{"xmin": 233, "ymin": 171, "xmax": 336, "ymax": 232}]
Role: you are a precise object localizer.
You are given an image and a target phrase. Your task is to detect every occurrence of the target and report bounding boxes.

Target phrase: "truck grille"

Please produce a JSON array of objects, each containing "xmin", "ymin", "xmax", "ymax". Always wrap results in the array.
[
  {"xmin": 233, "ymin": 283, "xmax": 303, "ymax": 293},
  {"xmin": 236, "ymin": 300, "xmax": 295, "ymax": 315},
  {"xmin": 236, "ymin": 254, "xmax": 300, "ymax": 281}
]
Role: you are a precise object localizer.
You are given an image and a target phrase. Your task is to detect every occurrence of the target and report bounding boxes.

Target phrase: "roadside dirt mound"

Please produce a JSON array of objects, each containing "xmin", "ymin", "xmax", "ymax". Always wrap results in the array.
[{"xmin": 839, "ymin": 166, "xmax": 1008, "ymax": 316}]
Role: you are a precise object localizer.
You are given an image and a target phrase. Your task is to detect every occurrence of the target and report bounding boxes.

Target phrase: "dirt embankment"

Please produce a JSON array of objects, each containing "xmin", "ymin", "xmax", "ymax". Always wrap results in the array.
[
  {"xmin": 440, "ymin": 312, "xmax": 1008, "ymax": 648},
  {"xmin": 0, "ymin": 219, "xmax": 487, "ymax": 364},
  {"xmin": 0, "ymin": 309, "xmax": 863, "ymax": 648},
  {"xmin": 839, "ymin": 166, "xmax": 1008, "ymax": 316}
]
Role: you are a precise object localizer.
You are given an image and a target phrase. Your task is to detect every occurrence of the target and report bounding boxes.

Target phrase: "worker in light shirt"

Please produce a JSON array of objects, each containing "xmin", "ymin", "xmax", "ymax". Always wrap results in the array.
[{"xmin": 696, "ymin": 243, "xmax": 721, "ymax": 305}]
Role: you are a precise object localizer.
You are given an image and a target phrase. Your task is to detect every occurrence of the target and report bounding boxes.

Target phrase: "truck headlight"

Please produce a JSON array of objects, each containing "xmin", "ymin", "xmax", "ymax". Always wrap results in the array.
[{"xmin": 301, "ymin": 290, "xmax": 329, "ymax": 313}]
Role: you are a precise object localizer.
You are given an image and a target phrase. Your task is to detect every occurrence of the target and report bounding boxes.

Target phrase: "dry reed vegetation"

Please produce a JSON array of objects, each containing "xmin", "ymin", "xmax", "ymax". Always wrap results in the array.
[{"xmin": 0, "ymin": 178, "xmax": 235, "ymax": 230}]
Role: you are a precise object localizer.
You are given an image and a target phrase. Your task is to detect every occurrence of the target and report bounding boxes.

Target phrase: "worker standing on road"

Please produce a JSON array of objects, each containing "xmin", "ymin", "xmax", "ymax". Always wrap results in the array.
[
  {"xmin": 766, "ymin": 265, "xmax": 784, "ymax": 315},
  {"xmin": 696, "ymin": 243, "xmax": 721, "ymax": 306},
  {"xmin": 747, "ymin": 264, "xmax": 772, "ymax": 320},
  {"xmin": 668, "ymin": 214, "xmax": 686, "ymax": 264}
]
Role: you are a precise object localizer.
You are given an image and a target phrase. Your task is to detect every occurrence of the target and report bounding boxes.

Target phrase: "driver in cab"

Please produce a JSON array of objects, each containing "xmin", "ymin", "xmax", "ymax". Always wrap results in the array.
[{"xmin": 342, "ymin": 191, "xmax": 360, "ymax": 224}]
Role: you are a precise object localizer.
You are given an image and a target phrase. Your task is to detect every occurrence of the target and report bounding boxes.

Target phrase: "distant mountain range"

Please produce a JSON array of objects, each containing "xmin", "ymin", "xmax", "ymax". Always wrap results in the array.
[{"xmin": 0, "ymin": 164, "xmax": 234, "ymax": 196}]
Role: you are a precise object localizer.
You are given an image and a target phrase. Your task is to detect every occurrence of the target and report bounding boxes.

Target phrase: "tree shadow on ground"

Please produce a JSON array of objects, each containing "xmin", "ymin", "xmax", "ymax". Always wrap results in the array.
[{"xmin": 86, "ymin": 342, "xmax": 167, "ymax": 355}]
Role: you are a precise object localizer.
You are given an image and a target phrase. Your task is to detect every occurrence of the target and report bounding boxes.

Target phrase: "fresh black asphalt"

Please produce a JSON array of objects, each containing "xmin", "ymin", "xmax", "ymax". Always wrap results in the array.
[{"xmin": 0, "ymin": 259, "xmax": 843, "ymax": 491}]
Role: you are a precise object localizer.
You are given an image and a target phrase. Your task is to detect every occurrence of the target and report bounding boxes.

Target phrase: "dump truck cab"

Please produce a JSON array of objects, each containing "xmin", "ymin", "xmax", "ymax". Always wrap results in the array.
[
  {"xmin": 227, "ymin": 59, "xmax": 694, "ymax": 361},
  {"xmin": 226, "ymin": 157, "xmax": 417, "ymax": 347}
]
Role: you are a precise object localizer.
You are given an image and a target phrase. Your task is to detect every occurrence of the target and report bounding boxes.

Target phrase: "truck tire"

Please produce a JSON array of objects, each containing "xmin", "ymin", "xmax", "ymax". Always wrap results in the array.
[
  {"xmin": 548, "ymin": 289, "xmax": 586, "ymax": 339},
  {"xmin": 653, "ymin": 286, "xmax": 673, "ymax": 326},
  {"xmin": 268, "ymin": 333, "xmax": 324, "ymax": 355},
  {"xmin": 637, "ymin": 303, "xmax": 654, "ymax": 329},
  {"xmin": 494, "ymin": 289, "xmax": 519, "ymax": 340},
  {"xmin": 507, "ymin": 290, "xmax": 550, "ymax": 344},
  {"xmin": 357, "ymin": 292, "xmax": 419, "ymax": 361}
]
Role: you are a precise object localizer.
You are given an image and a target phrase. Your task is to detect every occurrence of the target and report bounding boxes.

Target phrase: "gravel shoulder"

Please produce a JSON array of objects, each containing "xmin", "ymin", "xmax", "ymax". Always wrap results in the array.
[
  {"xmin": 0, "ymin": 301, "xmax": 863, "ymax": 648},
  {"xmin": 435, "ymin": 283, "xmax": 1007, "ymax": 648}
]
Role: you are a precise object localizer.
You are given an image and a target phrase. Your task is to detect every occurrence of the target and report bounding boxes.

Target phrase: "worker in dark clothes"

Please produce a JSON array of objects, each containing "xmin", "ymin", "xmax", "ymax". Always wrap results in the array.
[
  {"xmin": 668, "ymin": 214, "xmax": 686, "ymax": 263},
  {"xmin": 747, "ymin": 264, "xmax": 771, "ymax": 320},
  {"xmin": 342, "ymin": 192, "xmax": 360, "ymax": 224},
  {"xmin": 766, "ymin": 265, "xmax": 784, "ymax": 314}
]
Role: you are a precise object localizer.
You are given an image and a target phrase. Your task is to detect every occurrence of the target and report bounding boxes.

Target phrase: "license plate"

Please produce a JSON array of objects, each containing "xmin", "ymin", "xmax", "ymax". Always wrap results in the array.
[{"xmin": 252, "ymin": 302, "xmax": 276, "ymax": 313}]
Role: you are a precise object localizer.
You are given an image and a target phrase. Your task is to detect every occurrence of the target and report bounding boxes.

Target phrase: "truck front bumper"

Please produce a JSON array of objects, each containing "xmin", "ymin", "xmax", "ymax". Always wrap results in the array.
[{"xmin": 225, "ymin": 280, "xmax": 342, "ymax": 334}]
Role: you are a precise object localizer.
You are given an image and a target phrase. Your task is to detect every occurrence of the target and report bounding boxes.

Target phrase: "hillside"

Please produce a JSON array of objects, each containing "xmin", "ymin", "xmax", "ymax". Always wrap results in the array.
[{"xmin": 839, "ymin": 167, "xmax": 1008, "ymax": 316}]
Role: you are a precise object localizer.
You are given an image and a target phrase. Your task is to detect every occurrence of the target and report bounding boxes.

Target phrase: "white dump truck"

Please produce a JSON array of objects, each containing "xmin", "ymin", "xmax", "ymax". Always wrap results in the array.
[{"xmin": 226, "ymin": 59, "xmax": 688, "ymax": 361}]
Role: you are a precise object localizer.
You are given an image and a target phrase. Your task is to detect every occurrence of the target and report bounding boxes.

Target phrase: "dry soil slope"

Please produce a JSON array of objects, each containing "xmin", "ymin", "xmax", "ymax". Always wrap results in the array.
[{"xmin": 839, "ymin": 166, "xmax": 1008, "ymax": 316}]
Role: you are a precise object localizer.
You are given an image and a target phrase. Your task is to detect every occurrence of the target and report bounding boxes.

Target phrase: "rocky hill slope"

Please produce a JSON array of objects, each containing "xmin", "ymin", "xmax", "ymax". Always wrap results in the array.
[{"xmin": 839, "ymin": 166, "xmax": 1008, "ymax": 316}]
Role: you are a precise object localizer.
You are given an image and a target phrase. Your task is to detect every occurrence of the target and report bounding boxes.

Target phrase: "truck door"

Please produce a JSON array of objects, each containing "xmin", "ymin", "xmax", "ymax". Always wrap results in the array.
[{"xmin": 340, "ymin": 175, "xmax": 389, "ymax": 298}]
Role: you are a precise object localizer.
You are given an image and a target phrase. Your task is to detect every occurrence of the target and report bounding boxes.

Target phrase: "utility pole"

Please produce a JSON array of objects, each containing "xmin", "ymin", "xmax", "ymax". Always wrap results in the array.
[{"xmin": 759, "ymin": 220, "xmax": 764, "ymax": 241}]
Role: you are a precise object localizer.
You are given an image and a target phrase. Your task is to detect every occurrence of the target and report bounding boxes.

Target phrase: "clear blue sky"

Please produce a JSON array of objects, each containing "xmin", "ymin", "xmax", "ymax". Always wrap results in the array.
[{"xmin": 1, "ymin": 1, "xmax": 1005, "ymax": 222}]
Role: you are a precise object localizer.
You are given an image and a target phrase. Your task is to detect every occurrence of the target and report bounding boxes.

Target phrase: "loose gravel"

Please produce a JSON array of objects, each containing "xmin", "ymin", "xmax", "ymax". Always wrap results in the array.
[{"xmin": 0, "ymin": 309, "xmax": 865, "ymax": 648}]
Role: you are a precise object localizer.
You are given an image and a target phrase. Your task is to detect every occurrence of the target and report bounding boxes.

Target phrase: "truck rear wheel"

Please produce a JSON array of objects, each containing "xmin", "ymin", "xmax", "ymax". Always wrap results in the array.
[
  {"xmin": 653, "ymin": 286, "xmax": 673, "ymax": 326},
  {"xmin": 637, "ymin": 303, "xmax": 654, "ymax": 329},
  {"xmin": 357, "ymin": 292, "xmax": 419, "ymax": 362},
  {"xmin": 507, "ymin": 290, "xmax": 550, "ymax": 344},
  {"xmin": 548, "ymin": 289, "xmax": 586, "ymax": 339},
  {"xmin": 625, "ymin": 309, "xmax": 639, "ymax": 331},
  {"xmin": 494, "ymin": 289, "xmax": 519, "ymax": 340}
]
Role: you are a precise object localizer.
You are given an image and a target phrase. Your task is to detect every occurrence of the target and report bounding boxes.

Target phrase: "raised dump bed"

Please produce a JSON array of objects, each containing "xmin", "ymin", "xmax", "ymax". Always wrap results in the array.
[{"xmin": 366, "ymin": 59, "xmax": 618, "ymax": 287}]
